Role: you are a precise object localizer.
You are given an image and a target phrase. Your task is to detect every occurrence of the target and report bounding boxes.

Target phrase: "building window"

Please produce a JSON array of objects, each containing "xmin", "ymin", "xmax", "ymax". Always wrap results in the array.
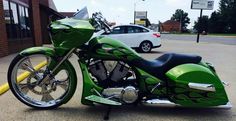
[
  {"xmin": 3, "ymin": 0, "xmax": 31, "ymax": 39},
  {"xmin": 10, "ymin": 2, "xmax": 19, "ymax": 39},
  {"xmin": 3, "ymin": 0, "xmax": 9, "ymax": 22},
  {"xmin": 3, "ymin": 0, "xmax": 11, "ymax": 38},
  {"xmin": 24, "ymin": 7, "xmax": 31, "ymax": 37},
  {"xmin": 19, "ymin": 5, "xmax": 26, "ymax": 38}
]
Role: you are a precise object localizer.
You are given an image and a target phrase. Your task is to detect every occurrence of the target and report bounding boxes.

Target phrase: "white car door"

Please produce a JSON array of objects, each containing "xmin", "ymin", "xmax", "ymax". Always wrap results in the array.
[
  {"xmin": 107, "ymin": 26, "xmax": 129, "ymax": 45},
  {"xmin": 124, "ymin": 26, "xmax": 146, "ymax": 47}
]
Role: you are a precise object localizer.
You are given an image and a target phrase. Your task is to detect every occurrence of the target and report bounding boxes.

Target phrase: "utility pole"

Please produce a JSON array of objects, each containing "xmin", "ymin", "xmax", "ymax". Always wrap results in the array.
[
  {"xmin": 179, "ymin": 13, "xmax": 182, "ymax": 33},
  {"xmin": 191, "ymin": 0, "xmax": 214, "ymax": 43},
  {"xmin": 134, "ymin": 2, "xmax": 136, "ymax": 24},
  {"xmin": 197, "ymin": 9, "xmax": 203, "ymax": 43}
]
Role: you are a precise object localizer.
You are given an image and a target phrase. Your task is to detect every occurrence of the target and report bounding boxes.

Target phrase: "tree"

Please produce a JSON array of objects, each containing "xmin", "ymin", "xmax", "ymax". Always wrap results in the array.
[
  {"xmin": 218, "ymin": 0, "xmax": 236, "ymax": 33},
  {"xmin": 145, "ymin": 18, "xmax": 151, "ymax": 27},
  {"xmin": 208, "ymin": 11, "xmax": 225, "ymax": 33},
  {"xmin": 171, "ymin": 9, "xmax": 190, "ymax": 32},
  {"xmin": 196, "ymin": 0, "xmax": 236, "ymax": 33},
  {"xmin": 194, "ymin": 16, "xmax": 209, "ymax": 33}
]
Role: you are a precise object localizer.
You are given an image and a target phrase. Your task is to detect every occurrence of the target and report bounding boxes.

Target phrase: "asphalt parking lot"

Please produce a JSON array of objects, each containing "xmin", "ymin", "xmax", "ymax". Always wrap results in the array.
[
  {"xmin": 161, "ymin": 34, "xmax": 236, "ymax": 45},
  {"xmin": 0, "ymin": 39, "xmax": 236, "ymax": 121}
]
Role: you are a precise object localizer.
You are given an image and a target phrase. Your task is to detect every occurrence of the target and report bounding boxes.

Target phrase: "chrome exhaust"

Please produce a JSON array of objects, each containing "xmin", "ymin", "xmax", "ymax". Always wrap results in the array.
[{"xmin": 142, "ymin": 99, "xmax": 232, "ymax": 109}]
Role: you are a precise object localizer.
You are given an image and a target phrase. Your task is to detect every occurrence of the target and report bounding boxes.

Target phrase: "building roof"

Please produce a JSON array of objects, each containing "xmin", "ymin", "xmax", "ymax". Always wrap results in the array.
[
  {"xmin": 59, "ymin": 12, "xmax": 76, "ymax": 17},
  {"xmin": 40, "ymin": 0, "xmax": 57, "ymax": 11},
  {"xmin": 40, "ymin": 4, "xmax": 65, "ymax": 19},
  {"xmin": 162, "ymin": 20, "xmax": 180, "ymax": 25}
]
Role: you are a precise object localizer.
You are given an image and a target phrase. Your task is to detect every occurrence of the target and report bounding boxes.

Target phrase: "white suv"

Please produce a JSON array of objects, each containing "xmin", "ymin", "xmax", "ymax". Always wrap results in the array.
[{"xmin": 105, "ymin": 25, "xmax": 161, "ymax": 53}]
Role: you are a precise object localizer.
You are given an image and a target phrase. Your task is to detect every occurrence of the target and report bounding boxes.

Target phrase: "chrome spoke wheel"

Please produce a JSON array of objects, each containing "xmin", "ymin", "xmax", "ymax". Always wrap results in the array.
[{"xmin": 8, "ymin": 54, "xmax": 76, "ymax": 109}]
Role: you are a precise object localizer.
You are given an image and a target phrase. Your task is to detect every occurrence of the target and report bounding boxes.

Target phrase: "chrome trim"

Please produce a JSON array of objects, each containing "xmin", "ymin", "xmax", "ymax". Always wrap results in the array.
[
  {"xmin": 213, "ymin": 102, "xmax": 232, "ymax": 109},
  {"xmin": 222, "ymin": 80, "xmax": 229, "ymax": 86},
  {"xmin": 188, "ymin": 83, "xmax": 216, "ymax": 92},
  {"xmin": 143, "ymin": 99, "xmax": 178, "ymax": 107},
  {"xmin": 150, "ymin": 83, "xmax": 161, "ymax": 93},
  {"xmin": 215, "ymin": 102, "xmax": 233, "ymax": 109},
  {"xmin": 93, "ymin": 88, "xmax": 103, "ymax": 97},
  {"xmin": 143, "ymin": 99, "xmax": 232, "ymax": 109}
]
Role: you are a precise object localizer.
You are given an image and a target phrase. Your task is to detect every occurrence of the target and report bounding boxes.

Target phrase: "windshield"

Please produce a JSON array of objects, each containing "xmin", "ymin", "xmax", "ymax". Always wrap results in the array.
[{"xmin": 73, "ymin": 7, "xmax": 89, "ymax": 20}]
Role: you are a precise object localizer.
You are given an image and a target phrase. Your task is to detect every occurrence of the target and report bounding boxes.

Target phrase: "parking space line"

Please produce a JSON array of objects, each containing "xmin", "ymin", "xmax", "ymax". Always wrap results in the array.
[{"xmin": 0, "ymin": 61, "xmax": 48, "ymax": 95}]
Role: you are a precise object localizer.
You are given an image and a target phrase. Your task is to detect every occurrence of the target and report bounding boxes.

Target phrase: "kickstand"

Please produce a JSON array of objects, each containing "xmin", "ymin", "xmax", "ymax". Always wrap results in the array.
[{"xmin": 103, "ymin": 106, "xmax": 112, "ymax": 120}]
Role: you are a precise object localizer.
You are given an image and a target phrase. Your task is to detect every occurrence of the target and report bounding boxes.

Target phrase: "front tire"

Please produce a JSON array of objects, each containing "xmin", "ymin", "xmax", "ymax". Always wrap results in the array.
[
  {"xmin": 139, "ymin": 41, "xmax": 152, "ymax": 53},
  {"xmin": 8, "ymin": 54, "xmax": 77, "ymax": 109}
]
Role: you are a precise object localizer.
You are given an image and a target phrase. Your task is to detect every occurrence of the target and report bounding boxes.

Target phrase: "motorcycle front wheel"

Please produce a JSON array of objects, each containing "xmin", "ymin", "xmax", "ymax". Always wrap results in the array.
[{"xmin": 8, "ymin": 54, "xmax": 77, "ymax": 109}]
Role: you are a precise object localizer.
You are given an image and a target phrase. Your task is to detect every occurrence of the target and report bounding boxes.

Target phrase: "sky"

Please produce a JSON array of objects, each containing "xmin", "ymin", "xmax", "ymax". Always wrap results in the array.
[{"xmin": 54, "ymin": 0, "xmax": 220, "ymax": 28}]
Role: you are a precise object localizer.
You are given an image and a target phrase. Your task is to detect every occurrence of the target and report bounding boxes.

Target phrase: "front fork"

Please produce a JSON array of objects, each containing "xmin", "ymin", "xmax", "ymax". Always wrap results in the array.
[{"xmin": 38, "ymin": 48, "xmax": 76, "ymax": 85}]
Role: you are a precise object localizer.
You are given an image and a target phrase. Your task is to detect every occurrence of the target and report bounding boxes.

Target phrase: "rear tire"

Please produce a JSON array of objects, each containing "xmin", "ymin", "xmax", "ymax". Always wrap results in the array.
[{"xmin": 139, "ymin": 41, "xmax": 152, "ymax": 53}]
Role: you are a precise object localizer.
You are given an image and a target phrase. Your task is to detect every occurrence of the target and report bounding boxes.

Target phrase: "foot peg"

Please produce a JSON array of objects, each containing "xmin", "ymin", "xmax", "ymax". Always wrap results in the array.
[{"xmin": 85, "ymin": 95, "xmax": 121, "ymax": 106}]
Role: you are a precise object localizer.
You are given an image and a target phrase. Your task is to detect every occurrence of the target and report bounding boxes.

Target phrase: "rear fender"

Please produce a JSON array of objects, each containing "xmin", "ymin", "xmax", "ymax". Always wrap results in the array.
[{"xmin": 165, "ymin": 63, "xmax": 229, "ymax": 107}]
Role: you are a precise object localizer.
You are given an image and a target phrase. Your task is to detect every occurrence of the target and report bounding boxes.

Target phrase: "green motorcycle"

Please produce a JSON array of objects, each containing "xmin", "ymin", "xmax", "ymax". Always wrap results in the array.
[{"xmin": 8, "ymin": 9, "xmax": 231, "ymax": 116}]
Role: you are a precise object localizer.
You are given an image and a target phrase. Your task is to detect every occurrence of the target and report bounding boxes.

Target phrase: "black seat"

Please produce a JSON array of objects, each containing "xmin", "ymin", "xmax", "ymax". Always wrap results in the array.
[{"xmin": 131, "ymin": 53, "xmax": 202, "ymax": 80}]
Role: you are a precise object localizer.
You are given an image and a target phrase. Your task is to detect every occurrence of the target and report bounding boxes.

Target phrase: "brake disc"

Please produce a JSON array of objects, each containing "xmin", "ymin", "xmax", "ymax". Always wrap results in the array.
[{"xmin": 26, "ymin": 70, "xmax": 54, "ymax": 95}]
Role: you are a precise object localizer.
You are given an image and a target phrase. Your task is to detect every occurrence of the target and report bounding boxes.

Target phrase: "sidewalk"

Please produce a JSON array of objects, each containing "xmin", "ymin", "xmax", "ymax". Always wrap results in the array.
[{"xmin": 0, "ymin": 54, "xmax": 16, "ymax": 86}]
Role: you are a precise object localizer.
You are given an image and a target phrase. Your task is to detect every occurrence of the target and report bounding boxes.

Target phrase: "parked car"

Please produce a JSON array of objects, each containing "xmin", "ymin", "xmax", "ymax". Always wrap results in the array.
[{"xmin": 104, "ymin": 25, "xmax": 161, "ymax": 53}]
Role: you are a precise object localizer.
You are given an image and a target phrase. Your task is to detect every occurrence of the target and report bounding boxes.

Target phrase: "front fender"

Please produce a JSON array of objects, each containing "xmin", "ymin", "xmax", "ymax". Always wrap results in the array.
[
  {"xmin": 20, "ymin": 47, "xmax": 62, "ymax": 72},
  {"xmin": 20, "ymin": 46, "xmax": 70, "ymax": 57},
  {"xmin": 20, "ymin": 47, "xmax": 56, "ymax": 57}
]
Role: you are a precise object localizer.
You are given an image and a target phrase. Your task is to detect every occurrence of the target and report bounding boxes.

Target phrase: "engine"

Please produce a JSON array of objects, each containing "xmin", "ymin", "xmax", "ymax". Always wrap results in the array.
[
  {"xmin": 88, "ymin": 60, "xmax": 139, "ymax": 104},
  {"xmin": 102, "ymin": 86, "xmax": 138, "ymax": 104},
  {"xmin": 88, "ymin": 60, "xmax": 135, "ymax": 87}
]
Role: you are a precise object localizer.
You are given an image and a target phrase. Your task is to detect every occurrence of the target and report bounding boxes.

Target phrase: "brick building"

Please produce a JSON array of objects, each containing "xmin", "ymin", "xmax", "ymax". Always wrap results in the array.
[
  {"xmin": 0, "ymin": 0, "xmax": 64, "ymax": 57},
  {"xmin": 160, "ymin": 20, "xmax": 181, "ymax": 33},
  {"xmin": 60, "ymin": 12, "xmax": 75, "ymax": 18}
]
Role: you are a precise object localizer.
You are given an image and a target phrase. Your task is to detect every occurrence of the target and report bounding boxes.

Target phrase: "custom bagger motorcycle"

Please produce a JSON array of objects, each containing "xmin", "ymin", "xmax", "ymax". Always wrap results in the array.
[{"xmin": 8, "ymin": 8, "xmax": 231, "ymax": 119}]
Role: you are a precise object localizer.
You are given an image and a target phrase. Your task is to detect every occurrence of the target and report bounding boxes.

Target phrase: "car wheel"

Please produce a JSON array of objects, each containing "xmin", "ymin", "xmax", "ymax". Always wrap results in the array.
[{"xmin": 140, "ymin": 41, "xmax": 152, "ymax": 53}]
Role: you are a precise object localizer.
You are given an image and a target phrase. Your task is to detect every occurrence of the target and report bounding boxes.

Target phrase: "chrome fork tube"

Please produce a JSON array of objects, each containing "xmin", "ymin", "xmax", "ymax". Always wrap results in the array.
[
  {"xmin": 51, "ymin": 48, "xmax": 76, "ymax": 73},
  {"xmin": 39, "ymin": 48, "xmax": 76, "ymax": 84}
]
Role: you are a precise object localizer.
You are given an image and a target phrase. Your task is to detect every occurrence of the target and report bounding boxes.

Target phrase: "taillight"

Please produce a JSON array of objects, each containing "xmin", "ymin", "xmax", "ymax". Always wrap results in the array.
[{"xmin": 153, "ymin": 33, "xmax": 161, "ymax": 38}]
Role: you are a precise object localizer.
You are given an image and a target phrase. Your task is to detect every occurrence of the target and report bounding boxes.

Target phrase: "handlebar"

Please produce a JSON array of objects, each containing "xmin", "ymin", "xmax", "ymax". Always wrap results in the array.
[{"xmin": 92, "ymin": 12, "xmax": 111, "ymax": 32}]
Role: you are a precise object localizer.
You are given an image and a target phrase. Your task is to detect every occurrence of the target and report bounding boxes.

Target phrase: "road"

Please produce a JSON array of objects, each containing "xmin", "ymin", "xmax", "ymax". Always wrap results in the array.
[
  {"xmin": 161, "ymin": 34, "xmax": 236, "ymax": 45},
  {"xmin": 0, "ymin": 40, "xmax": 236, "ymax": 121}
]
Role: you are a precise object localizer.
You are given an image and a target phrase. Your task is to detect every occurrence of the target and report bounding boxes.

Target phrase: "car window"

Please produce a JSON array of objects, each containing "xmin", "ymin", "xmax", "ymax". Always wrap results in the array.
[
  {"xmin": 141, "ymin": 28, "xmax": 149, "ymax": 32},
  {"xmin": 127, "ymin": 27, "xmax": 135, "ymax": 33},
  {"xmin": 111, "ymin": 26, "xmax": 125, "ymax": 34},
  {"xmin": 127, "ymin": 26, "xmax": 149, "ymax": 33},
  {"xmin": 127, "ymin": 26, "xmax": 140, "ymax": 33}
]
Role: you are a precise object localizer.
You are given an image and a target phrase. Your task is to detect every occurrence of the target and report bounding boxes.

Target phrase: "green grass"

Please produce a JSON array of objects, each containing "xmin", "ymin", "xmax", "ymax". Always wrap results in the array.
[{"xmin": 207, "ymin": 33, "xmax": 236, "ymax": 36}]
